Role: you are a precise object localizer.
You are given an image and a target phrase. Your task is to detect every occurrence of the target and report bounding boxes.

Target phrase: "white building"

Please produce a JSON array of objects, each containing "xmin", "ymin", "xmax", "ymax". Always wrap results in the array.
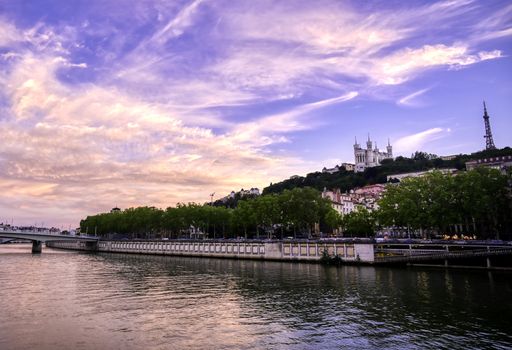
[
  {"xmin": 322, "ymin": 163, "xmax": 355, "ymax": 174},
  {"xmin": 221, "ymin": 188, "xmax": 260, "ymax": 202},
  {"xmin": 465, "ymin": 155, "xmax": 512, "ymax": 173},
  {"xmin": 322, "ymin": 188, "xmax": 356, "ymax": 216},
  {"xmin": 322, "ymin": 165, "xmax": 340, "ymax": 174},
  {"xmin": 341, "ymin": 163, "xmax": 355, "ymax": 171},
  {"xmin": 354, "ymin": 135, "xmax": 393, "ymax": 172}
]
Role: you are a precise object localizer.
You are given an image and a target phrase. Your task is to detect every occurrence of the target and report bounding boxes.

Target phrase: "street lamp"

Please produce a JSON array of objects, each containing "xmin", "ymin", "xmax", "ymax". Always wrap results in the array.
[{"xmin": 208, "ymin": 192, "xmax": 215, "ymax": 240}]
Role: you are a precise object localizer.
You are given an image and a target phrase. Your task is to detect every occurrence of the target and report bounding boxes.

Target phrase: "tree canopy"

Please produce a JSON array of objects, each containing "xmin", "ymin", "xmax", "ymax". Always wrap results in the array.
[
  {"xmin": 80, "ymin": 187, "xmax": 339, "ymax": 239},
  {"xmin": 377, "ymin": 168, "xmax": 512, "ymax": 239}
]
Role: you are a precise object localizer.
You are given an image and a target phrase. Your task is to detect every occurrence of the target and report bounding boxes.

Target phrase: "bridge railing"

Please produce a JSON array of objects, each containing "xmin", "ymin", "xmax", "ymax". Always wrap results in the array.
[
  {"xmin": 0, "ymin": 228, "xmax": 100, "ymax": 240},
  {"xmin": 375, "ymin": 246, "xmax": 512, "ymax": 263}
]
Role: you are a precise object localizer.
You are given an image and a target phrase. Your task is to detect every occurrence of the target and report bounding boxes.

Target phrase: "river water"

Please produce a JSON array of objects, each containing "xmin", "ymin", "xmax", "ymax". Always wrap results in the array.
[{"xmin": 0, "ymin": 244, "xmax": 511, "ymax": 350}]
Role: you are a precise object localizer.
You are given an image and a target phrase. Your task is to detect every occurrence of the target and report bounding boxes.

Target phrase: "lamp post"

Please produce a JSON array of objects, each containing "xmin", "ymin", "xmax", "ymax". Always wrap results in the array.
[
  {"xmin": 209, "ymin": 193, "xmax": 215, "ymax": 239},
  {"xmin": 208, "ymin": 192, "xmax": 216, "ymax": 239}
]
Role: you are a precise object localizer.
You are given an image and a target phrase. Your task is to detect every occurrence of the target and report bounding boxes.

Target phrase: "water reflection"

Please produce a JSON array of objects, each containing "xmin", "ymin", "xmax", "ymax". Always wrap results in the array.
[{"xmin": 0, "ymin": 245, "xmax": 511, "ymax": 350}]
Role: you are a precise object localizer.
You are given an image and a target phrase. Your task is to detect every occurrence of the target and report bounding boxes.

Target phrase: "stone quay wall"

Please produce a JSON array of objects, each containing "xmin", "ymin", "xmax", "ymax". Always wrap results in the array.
[{"xmin": 46, "ymin": 240, "xmax": 375, "ymax": 263}]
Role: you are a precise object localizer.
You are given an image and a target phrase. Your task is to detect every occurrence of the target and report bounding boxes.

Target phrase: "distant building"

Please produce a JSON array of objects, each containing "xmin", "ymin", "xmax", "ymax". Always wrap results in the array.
[
  {"xmin": 354, "ymin": 184, "xmax": 386, "ymax": 197},
  {"xmin": 322, "ymin": 188, "xmax": 355, "ymax": 216},
  {"xmin": 354, "ymin": 135, "xmax": 393, "ymax": 172},
  {"xmin": 111, "ymin": 207, "xmax": 121, "ymax": 213},
  {"xmin": 236, "ymin": 188, "xmax": 260, "ymax": 197},
  {"xmin": 322, "ymin": 165, "xmax": 340, "ymax": 174},
  {"xmin": 351, "ymin": 184, "xmax": 388, "ymax": 211},
  {"xmin": 322, "ymin": 184, "xmax": 387, "ymax": 215},
  {"xmin": 219, "ymin": 188, "xmax": 260, "ymax": 203},
  {"xmin": 322, "ymin": 163, "xmax": 355, "ymax": 174},
  {"xmin": 387, "ymin": 168, "xmax": 457, "ymax": 182},
  {"xmin": 440, "ymin": 155, "xmax": 457, "ymax": 161},
  {"xmin": 465, "ymin": 155, "xmax": 512, "ymax": 172},
  {"xmin": 341, "ymin": 163, "xmax": 355, "ymax": 171}
]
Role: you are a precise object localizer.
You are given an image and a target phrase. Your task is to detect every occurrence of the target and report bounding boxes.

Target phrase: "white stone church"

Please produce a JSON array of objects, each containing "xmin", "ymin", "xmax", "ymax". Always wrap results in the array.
[{"xmin": 354, "ymin": 135, "xmax": 393, "ymax": 172}]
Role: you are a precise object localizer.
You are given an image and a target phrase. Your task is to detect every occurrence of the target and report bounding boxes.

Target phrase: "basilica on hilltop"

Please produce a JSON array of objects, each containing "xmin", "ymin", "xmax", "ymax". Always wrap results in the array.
[{"xmin": 354, "ymin": 135, "xmax": 393, "ymax": 172}]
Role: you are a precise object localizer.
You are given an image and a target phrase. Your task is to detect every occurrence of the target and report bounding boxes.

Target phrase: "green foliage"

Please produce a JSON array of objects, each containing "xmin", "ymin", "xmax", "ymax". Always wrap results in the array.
[
  {"xmin": 341, "ymin": 207, "xmax": 375, "ymax": 237},
  {"xmin": 377, "ymin": 168, "xmax": 512, "ymax": 239},
  {"xmin": 80, "ymin": 187, "xmax": 339, "ymax": 239},
  {"xmin": 319, "ymin": 248, "xmax": 343, "ymax": 265},
  {"xmin": 80, "ymin": 206, "xmax": 164, "ymax": 237}
]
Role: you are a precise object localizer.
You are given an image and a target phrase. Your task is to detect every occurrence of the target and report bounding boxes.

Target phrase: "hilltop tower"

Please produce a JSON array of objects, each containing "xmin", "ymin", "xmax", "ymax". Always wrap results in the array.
[
  {"xmin": 387, "ymin": 138, "xmax": 393, "ymax": 158},
  {"xmin": 483, "ymin": 101, "xmax": 496, "ymax": 150}
]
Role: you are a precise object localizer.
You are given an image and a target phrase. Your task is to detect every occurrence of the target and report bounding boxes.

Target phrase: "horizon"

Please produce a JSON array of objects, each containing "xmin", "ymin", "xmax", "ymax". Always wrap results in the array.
[{"xmin": 1, "ymin": 0, "xmax": 511, "ymax": 227}]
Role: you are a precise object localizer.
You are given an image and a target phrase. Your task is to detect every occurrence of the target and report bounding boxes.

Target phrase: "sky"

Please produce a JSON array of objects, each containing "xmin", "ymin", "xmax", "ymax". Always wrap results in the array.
[{"xmin": 0, "ymin": 0, "xmax": 511, "ymax": 228}]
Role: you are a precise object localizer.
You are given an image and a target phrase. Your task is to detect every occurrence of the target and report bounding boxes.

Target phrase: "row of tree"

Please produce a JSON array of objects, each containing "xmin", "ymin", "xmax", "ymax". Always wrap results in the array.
[
  {"xmin": 377, "ymin": 168, "xmax": 512, "ymax": 239},
  {"xmin": 80, "ymin": 168, "xmax": 512, "ymax": 240},
  {"xmin": 80, "ymin": 187, "xmax": 340, "ymax": 239}
]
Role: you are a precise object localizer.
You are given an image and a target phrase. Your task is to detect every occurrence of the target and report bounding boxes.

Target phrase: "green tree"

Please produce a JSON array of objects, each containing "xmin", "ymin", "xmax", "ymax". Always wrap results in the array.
[{"xmin": 342, "ymin": 207, "xmax": 375, "ymax": 237}]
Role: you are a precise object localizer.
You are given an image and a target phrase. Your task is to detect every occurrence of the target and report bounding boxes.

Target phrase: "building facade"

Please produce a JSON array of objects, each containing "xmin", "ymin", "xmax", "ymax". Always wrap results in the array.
[
  {"xmin": 322, "ymin": 165, "xmax": 340, "ymax": 174},
  {"xmin": 322, "ymin": 188, "xmax": 355, "ymax": 216},
  {"xmin": 354, "ymin": 136, "xmax": 393, "ymax": 172},
  {"xmin": 341, "ymin": 163, "xmax": 355, "ymax": 172},
  {"xmin": 322, "ymin": 163, "xmax": 355, "ymax": 174},
  {"xmin": 466, "ymin": 155, "xmax": 512, "ymax": 173},
  {"xmin": 386, "ymin": 168, "xmax": 457, "ymax": 182}
]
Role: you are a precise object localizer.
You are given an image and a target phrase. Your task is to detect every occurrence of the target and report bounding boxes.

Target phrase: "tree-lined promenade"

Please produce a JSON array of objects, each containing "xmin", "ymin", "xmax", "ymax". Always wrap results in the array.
[
  {"xmin": 80, "ymin": 167, "xmax": 512, "ymax": 240},
  {"xmin": 80, "ymin": 188, "xmax": 340, "ymax": 239}
]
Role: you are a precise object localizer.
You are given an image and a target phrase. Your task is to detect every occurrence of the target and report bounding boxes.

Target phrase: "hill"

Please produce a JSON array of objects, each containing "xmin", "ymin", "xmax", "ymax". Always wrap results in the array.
[{"xmin": 262, "ymin": 147, "xmax": 512, "ymax": 195}]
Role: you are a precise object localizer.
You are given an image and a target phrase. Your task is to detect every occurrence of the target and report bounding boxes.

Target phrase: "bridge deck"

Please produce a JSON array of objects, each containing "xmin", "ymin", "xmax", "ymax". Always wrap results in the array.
[{"xmin": 0, "ymin": 230, "xmax": 99, "ymax": 242}]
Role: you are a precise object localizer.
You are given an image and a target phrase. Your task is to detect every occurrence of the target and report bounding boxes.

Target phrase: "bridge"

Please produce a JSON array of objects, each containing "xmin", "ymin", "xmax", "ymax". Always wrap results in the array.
[
  {"xmin": 0, "ymin": 229, "xmax": 99, "ymax": 253},
  {"xmin": 374, "ymin": 241, "xmax": 512, "ymax": 268}
]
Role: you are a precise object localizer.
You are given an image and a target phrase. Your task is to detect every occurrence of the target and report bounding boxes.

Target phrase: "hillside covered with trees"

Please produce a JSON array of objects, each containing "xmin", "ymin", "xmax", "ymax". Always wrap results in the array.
[{"xmin": 262, "ymin": 147, "xmax": 512, "ymax": 195}]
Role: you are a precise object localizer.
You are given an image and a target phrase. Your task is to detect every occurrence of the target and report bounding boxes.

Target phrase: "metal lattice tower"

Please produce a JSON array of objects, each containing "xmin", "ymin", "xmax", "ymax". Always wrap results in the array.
[{"xmin": 483, "ymin": 101, "xmax": 496, "ymax": 150}]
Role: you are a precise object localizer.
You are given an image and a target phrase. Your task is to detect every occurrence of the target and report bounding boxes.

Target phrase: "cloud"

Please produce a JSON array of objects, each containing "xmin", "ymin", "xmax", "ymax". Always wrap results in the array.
[
  {"xmin": 394, "ymin": 127, "xmax": 451, "ymax": 154},
  {"xmin": 209, "ymin": 0, "xmax": 505, "ymax": 93},
  {"xmin": 397, "ymin": 88, "xmax": 431, "ymax": 107},
  {"xmin": 373, "ymin": 45, "xmax": 502, "ymax": 85},
  {"xmin": 0, "ymin": 19, "xmax": 23, "ymax": 46},
  {"xmin": 0, "ymin": 52, "xmax": 313, "ymax": 226},
  {"xmin": 0, "ymin": 0, "xmax": 509, "ymax": 226},
  {"xmin": 228, "ymin": 92, "xmax": 359, "ymax": 148},
  {"xmin": 99, "ymin": 0, "xmax": 506, "ymax": 110},
  {"xmin": 151, "ymin": 0, "xmax": 204, "ymax": 43}
]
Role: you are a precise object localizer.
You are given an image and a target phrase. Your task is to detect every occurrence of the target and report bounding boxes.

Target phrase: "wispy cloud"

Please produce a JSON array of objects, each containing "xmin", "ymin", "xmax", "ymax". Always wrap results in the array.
[
  {"xmin": 229, "ymin": 92, "xmax": 359, "ymax": 147},
  {"xmin": 394, "ymin": 127, "xmax": 452, "ymax": 154},
  {"xmin": 153, "ymin": 0, "xmax": 204, "ymax": 42},
  {"xmin": 0, "ymin": 50, "xmax": 312, "ymax": 225},
  {"xmin": 397, "ymin": 88, "xmax": 431, "ymax": 107},
  {"xmin": 0, "ymin": 0, "xmax": 509, "ymax": 226}
]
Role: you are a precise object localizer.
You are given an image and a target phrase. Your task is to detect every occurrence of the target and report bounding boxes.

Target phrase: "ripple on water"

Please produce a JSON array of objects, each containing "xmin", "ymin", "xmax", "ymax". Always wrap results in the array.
[{"xmin": 0, "ymin": 246, "xmax": 512, "ymax": 349}]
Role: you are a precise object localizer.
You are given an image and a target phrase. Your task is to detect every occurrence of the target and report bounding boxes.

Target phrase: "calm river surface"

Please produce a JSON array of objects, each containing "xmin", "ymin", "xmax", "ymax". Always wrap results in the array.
[{"xmin": 0, "ymin": 244, "xmax": 511, "ymax": 350}]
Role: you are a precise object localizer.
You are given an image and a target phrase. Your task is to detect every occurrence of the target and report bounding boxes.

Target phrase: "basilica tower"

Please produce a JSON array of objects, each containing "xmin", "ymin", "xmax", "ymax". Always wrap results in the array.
[{"xmin": 387, "ymin": 138, "xmax": 393, "ymax": 158}]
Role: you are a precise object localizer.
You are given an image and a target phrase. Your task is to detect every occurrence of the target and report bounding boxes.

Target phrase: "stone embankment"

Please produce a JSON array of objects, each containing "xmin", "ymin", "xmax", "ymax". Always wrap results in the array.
[{"xmin": 46, "ymin": 239, "xmax": 375, "ymax": 263}]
